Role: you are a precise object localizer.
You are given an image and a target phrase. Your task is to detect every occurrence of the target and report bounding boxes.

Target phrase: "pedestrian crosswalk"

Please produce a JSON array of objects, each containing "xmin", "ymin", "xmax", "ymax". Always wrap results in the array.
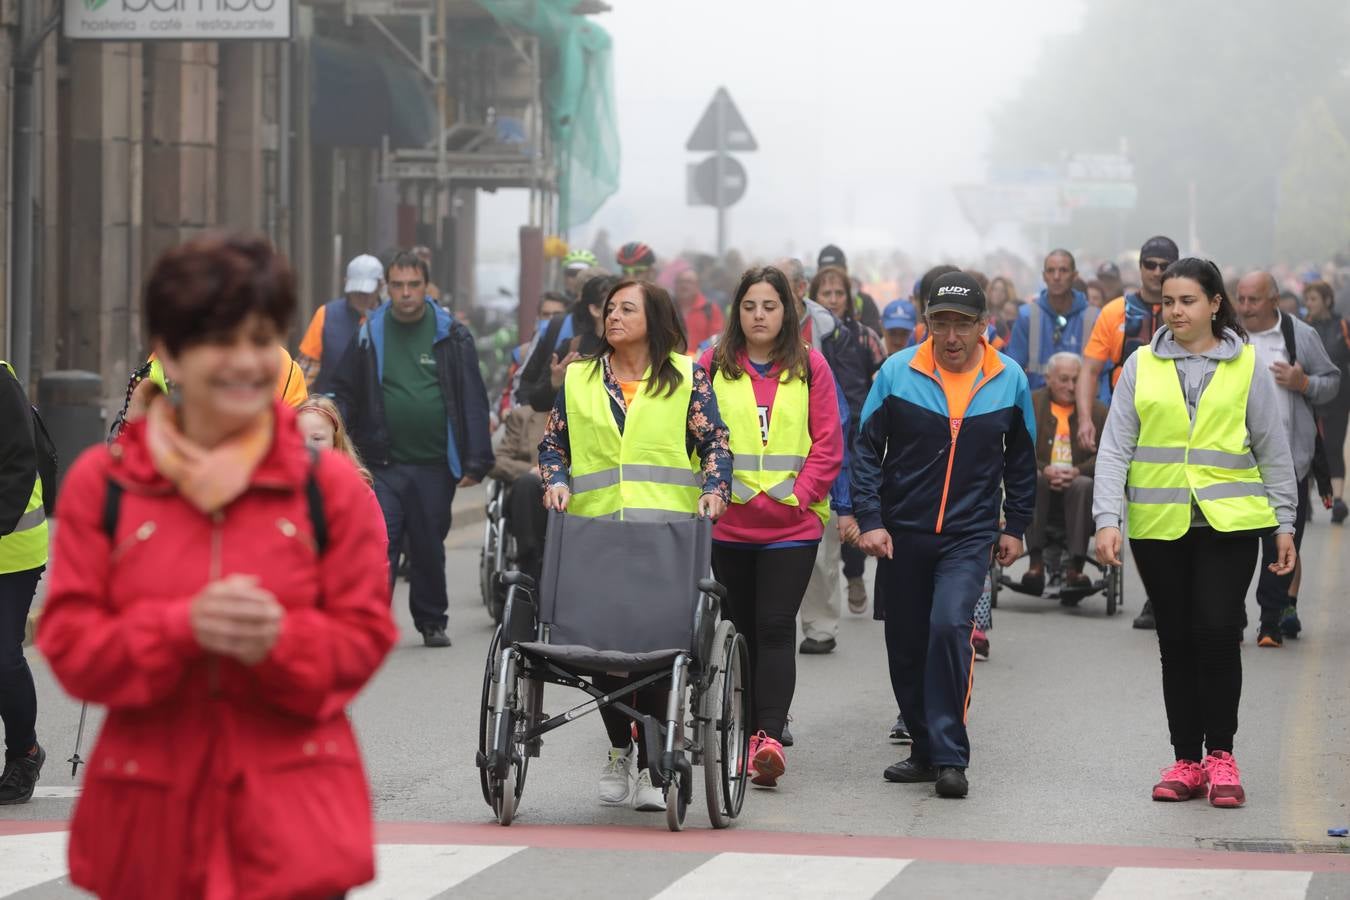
[{"xmin": 0, "ymin": 831, "xmax": 1345, "ymax": 899}]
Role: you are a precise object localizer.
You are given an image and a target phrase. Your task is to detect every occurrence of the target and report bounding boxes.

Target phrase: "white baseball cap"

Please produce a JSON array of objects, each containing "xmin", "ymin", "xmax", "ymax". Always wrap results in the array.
[{"xmin": 344, "ymin": 254, "xmax": 384, "ymax": 294}]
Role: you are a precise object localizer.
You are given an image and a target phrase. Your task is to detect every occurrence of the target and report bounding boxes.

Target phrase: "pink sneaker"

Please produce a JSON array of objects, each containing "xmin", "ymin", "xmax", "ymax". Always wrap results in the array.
[
  {"xmin": 1203, "ymin": 751, "xmax": 1245, "ymax": 808},
  {"xmin": 751, "ymin": 730, "xmax": 785, "ymax": 787},
  {"xmin": 746, "ymin": 732, "xmax": 762, "ymax": 778},
  {"xmin": 1152, "ymin": 759, "xmax": 1207, "ymax": 801}
]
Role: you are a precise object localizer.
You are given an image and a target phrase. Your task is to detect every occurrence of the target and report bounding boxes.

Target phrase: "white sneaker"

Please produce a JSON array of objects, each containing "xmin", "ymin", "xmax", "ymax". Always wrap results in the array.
[
  {"xmin": 632, "ymin": 768, "xmax": 666, "ymax": 812},
  {"xmin": 598, "ymin": 745, "xmax": 636, "ymax": 805}
]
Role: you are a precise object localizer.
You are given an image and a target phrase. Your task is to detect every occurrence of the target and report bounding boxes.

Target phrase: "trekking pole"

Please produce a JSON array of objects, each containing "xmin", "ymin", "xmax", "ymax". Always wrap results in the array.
[{"xmin": 68, "ymin": 701, "xmax": 88, "ymax": 777}]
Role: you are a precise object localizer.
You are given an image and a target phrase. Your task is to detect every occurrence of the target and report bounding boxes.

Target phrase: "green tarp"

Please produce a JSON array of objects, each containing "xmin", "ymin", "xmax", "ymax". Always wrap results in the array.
[{"xmin": 474, "ymin": 0, "xmax": 620, "ymax": 232}]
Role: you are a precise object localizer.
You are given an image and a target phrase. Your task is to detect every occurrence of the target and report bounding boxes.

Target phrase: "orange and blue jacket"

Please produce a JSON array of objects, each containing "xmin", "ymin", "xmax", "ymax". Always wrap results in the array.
[{"xmin": 851, "ymin": 338, "xmax": 1037, "ymax": 538}]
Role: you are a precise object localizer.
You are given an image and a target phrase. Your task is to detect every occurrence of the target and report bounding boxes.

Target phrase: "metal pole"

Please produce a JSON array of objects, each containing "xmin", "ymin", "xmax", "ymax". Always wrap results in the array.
[
  {"xmin": 714, "ymin": 92, "xmax": 726, "ymax": 257},
  {"xmin": 9, "ymin": 7, "xmax": 58, "ymax": 387}
]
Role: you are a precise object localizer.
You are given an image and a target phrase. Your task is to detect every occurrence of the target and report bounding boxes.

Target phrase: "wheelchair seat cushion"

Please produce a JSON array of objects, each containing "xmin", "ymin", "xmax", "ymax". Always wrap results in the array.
[{"xmin": 515, "ymin": 642, "xmax": 685, "ymax": 675}]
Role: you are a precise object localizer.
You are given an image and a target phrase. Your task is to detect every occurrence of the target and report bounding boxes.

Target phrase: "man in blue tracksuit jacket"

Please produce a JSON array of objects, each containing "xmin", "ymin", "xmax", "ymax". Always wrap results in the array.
[
  {"xmin": 1006, "ymin": 249, "xmax": 1099, "ymax": 391},
  {"xmin": 853, "ymin": 271, "xmax": 1037, "ymax": 799}
]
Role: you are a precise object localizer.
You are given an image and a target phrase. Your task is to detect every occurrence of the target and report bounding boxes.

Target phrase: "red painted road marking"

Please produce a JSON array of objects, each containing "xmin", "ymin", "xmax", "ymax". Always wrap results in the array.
[{"xmin": 5, "ymin": 820, "xmax": 1347, "ymax": 873}]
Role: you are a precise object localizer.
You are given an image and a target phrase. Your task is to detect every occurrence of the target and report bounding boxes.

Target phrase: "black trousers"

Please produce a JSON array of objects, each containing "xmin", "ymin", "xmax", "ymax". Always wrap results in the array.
[
  {"xmin": 506, "ymin": 471, "xmax": 547, "ymax": 584},
  {"xmin": 1130, "ymin": 528, "xmax": 1259, "ymax": 761},
  {"xmin": 711, "ymin": 543, "xmax": 817, "ymax": 742},
  {"xmin": 595, "ymin": 674, "xmax": 667, "ymax": 770},
  {"xmin": 1255, "ymin": 477, "xmax": 1307, "ymax": 627},
  {"xmin": 1324, "ymin": 404, "xmax": 1348, "ymax": 481},
  {"xmin": 0, "ymin": 567, "xmax": 42, "ymax": 761},
  {"xmin": 372, "ymin": 463, "xmax": 455, "ymax": 630}
]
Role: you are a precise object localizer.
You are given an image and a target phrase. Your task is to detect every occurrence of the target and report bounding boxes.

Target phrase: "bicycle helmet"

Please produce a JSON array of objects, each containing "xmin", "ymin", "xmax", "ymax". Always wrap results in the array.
[
  {"xmin": 615, "ymin": 241, "xmax": 656, "ymax": 273},
  {"xmin": 562, "ymin": 249, "xmax": 599, "ymax": 271}
]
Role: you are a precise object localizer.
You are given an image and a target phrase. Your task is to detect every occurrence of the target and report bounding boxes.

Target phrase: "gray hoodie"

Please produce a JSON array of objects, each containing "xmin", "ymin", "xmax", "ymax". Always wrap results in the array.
[{"xmin": 1092, "ymin": 327, "xmax": 1297, "ymax": 535}]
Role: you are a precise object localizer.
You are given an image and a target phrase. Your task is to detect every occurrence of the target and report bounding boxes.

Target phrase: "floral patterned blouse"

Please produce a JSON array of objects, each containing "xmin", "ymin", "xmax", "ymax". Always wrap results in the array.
[{"xmin": 537, "ymin": 354, "xmax": 732, "ymax": 502}]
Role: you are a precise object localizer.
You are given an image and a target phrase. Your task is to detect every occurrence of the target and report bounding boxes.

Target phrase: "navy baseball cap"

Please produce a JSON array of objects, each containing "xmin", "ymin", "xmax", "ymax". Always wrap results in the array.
[{"xmin": 882, "ymin": 299, "xmax": 917, "ymax": 330}]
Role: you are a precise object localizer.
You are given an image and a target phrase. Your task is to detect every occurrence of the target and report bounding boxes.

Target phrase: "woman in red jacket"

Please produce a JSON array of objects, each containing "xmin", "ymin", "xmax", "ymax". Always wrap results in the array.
[
  {"xmin": 38, "ymin": 235, "xmax": 397, "ymax": 900},
  {"xmin": 698, "ymin": 266, "xmax": 843, "ymax": 788}
]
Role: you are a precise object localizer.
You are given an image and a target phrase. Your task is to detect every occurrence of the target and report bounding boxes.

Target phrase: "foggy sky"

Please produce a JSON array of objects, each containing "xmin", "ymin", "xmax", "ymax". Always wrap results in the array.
[{"xmin": 478, "ymin": 0, "xmax": 1083, "ymax": 268}]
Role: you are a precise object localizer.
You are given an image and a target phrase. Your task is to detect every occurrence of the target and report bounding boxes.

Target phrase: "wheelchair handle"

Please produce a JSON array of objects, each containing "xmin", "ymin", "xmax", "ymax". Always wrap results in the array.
[
  {"xmin": 697, "ymin": 577, "xmax": 727, "ymax": 601},
  {"xmin": 502, "ymin": 571, "xmax": 537, "ymax": 590}
]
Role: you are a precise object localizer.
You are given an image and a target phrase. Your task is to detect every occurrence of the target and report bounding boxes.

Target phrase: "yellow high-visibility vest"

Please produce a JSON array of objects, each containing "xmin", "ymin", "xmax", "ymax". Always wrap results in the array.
[
  {"xmin": 1127, "ymin": 345, "xmax": 1278, "ymax": 539},
  {"xmin": 712, "ymin": 363, "xmax": 829, "ymax": 527},
  {"xmin": 564, "ymin": 353, "xmax": 701, "ymax": 521},
  {"xmin": 0, "ymin": 361, "xmax": 48, "ymax": 573}
]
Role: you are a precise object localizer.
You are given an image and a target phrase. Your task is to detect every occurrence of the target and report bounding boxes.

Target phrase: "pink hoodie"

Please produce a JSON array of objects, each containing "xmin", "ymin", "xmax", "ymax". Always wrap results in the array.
[{"xmin": 698, "ymin": 347, "xmax": 842, "ymax": 546}]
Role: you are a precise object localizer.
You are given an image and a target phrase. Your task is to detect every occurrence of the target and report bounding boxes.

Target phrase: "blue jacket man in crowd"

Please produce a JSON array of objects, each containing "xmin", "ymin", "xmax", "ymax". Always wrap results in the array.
[{"xmin": 1007, "ymin": 249, "xmax": 1099, "ymax": 391}]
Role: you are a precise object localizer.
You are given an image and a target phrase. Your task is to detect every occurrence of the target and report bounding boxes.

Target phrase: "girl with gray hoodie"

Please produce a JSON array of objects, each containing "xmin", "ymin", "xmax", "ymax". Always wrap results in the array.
[{"xmin": 1092, "ymin": 258, "xmax": 1297, "ymax": 810}]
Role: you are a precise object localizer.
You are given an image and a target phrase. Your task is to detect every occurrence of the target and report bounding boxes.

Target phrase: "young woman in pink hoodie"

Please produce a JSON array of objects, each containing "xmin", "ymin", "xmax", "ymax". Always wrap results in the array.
[{"xmin": 699, "ymin": 266, "xmax": 843, "ymax": 788}]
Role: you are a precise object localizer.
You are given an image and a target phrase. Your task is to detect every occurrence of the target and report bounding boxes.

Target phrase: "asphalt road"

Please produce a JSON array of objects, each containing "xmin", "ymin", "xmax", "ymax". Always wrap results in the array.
[{"xmin": 12, "ymin": 499, "xmax": 1350, "ymax": 855}]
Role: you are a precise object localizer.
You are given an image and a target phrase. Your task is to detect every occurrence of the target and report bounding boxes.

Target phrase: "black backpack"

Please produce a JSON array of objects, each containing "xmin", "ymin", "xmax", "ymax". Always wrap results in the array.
[
  {"xmin": 2, "ymin": 361, "xmax": 58, "ymax": 515},
  {"xmin": 101, "ymin": 448, "xmax": 329, "ymax": 553},
  {"xmin": 1279, "ymin": 314, "xmax": 1333, "ymax": 502}
]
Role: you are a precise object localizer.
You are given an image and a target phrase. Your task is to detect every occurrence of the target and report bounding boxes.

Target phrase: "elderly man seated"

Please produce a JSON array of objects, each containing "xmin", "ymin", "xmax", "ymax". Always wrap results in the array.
[{"xmin": 1021, "ymin": 352, "xmax": 1108, "ymax": 594}]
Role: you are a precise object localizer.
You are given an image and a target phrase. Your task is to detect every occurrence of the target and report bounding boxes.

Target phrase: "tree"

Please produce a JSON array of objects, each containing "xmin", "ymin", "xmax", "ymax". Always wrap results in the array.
[{"xmin": 988, "ymin": 0, "xmax": 1350, "ymax": 263}]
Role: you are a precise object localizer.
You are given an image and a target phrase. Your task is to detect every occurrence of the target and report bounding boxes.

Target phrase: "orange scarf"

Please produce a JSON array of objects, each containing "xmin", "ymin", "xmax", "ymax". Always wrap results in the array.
[{"xmin": 146, "ymin": 396, "xmax": 274, "ymax": 514}]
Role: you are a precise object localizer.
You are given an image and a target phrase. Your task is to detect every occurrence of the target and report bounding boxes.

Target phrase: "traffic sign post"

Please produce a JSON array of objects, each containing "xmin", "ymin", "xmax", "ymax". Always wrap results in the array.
[{"xmin": 686, "ymin": 87, "xmax": 756, "ymax": 256}]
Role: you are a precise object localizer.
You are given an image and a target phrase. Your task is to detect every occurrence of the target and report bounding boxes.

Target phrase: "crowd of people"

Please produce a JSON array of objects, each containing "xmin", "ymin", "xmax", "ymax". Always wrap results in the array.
[{"xmin": 0, "ymin": 224, "xmax": 1346, "ymax": 895}]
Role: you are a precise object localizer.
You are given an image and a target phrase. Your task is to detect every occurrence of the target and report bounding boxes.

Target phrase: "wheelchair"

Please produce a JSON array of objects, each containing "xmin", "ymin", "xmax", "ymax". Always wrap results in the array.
[
  {"xmin": 476, "ymin": 511, "xmax": 751, "ymax": 831},
  {"xmin": 479, "ymin": 478, "xmax": 516, "ymax": 624},
  {"xmin": 991, "ymin": 504, "xmax": 1123, "ymax": 617}
]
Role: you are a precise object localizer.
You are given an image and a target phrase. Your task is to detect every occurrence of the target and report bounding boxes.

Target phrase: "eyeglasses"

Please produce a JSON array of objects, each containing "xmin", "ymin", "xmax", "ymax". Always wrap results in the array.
[
  {"xmin": 926, "ymin": 318, "xmax": 980, "ymax": 337},
  {"xmin": 1051, "ymin": 314, "xmax": 1068, "ymax": 344},
  {"xmin": 1141, "ymin": 259, "xmax": 1170, "ymax": 272}
]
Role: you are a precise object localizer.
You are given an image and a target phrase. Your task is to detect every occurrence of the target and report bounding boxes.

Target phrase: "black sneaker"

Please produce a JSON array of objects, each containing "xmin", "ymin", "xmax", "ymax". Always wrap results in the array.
[
  {"xmin": 781, "ymin": 721, "xmax": 794, "ymax": 748},
  {"xmin": 798, "ymin": 636, "xmax": 836, "ymax": 655},
  {"xmin": 935, "ymin": 766, "xmax": 968, "ymax": 798},
  {"xmin": 1332, "ymin": 498, "xmax": 1348, "ymax": 524},
  {"xmin": 1257, "ymin": 626, "xmax": 1283, "ymax": 648},
  {"xmin": 1280, "ymin": 605, "xmax": 1302, "ymax": 640},
  {"xmin": 0, "ymin": 743, "xmax": 45, "ymax": 805},
  {"xmin": 884, "ymin": 756, "xmax": 937, "ymax": 783},
  {"xmin": 1132, "ymin": 600, "xmax": 1156, "ymax": 630},
  {"xmin": 420, "ymin": 625, "xmax": 452, "ymax": 648},
  {"xmin": 888, "ymin": 715, "xmax": 911, "ymax": 744}
]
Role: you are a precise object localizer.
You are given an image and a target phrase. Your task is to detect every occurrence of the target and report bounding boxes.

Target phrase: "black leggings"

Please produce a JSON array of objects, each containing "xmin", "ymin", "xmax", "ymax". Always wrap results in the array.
[
  {"xmin": 0, "ymin": 567, "xmax": 42, "ymax": 761},
  {"xmin": 1130, "ymin": 529, "xmax": 1259, "ymax": 762},
  {"xmin": 711, "ymin": 543, "xmax": 817, "ymax": 742},
  {"xmin": 1324, "ymin": 404, "xmax": 1349, "ymax": 481},
  {"xmin": 595, "ymin": 674, "xmax": 667, "ymax": 769}
]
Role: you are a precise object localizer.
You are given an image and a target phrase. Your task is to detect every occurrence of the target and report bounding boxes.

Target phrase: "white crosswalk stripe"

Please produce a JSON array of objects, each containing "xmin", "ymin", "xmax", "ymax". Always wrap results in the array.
[
  {"xmin": 651, "ymin": 851, "xmax": 912, "ymax": 900},
  {"xmin": 0, "ymin": 832, "xmax": 69, "ymax": 897},
  {"xmin": 1093, "ymin": 866, "xmax": 1315, "ymax": 899},
  {"xmin": 350, "ymin": 843, "xmax": 524, "ymax": 900}
]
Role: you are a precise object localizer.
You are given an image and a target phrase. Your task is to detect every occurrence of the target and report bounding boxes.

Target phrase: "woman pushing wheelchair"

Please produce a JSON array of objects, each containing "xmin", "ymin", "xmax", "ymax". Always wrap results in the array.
[{"xmin": 537, "ymin": 277, "xmax": 732, "ymax": 812}]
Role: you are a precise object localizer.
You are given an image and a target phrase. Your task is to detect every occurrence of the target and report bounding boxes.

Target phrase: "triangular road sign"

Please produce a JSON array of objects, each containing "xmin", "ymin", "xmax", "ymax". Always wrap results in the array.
[{"xmin": 686, "ymin": 87, "xmax": 758, "ymax": 153}]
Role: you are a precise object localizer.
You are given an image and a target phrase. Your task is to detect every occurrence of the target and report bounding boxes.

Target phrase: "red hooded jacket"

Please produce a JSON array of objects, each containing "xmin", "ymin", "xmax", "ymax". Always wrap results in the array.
[{"xmin": 37, "ymin": 401, "xmax": 397, "ymax": 900}]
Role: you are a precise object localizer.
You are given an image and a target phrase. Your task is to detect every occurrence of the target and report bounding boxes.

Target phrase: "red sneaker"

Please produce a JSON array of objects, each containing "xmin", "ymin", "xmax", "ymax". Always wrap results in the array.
[
  {"xmin": 1203, "ymin": 751, "xmax": 1245, "ymax": 808},
  {"xmin": 1151, "ymin": 759, "xmax": 1207, "ymax": 801},
  {"xmin": 972, "ymin": 629, "xmax": 990, "ymax": 661},
  {"xmin": 750, "ymin": 730, "xmax": 785, "ymax": 788}
]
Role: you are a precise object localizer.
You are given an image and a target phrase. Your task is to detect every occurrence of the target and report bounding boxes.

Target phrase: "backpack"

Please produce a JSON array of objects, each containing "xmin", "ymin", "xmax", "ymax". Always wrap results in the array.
[
  {"xmin": 1279, "ymin": 314, "xmax": 1332, "ymax": 501},
  {"xmin": 2, "ymin": 361, "xmax": 58, "ymax": 515},
  {"xmin": 101, "ymin": 448, "xmax": 329, "ymax": 553}
]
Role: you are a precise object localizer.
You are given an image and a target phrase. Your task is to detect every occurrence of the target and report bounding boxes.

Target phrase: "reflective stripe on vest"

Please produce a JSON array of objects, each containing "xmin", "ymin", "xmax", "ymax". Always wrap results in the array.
[
  {"xmin": 712, "ymin": 365, "xmax": 830, "ymax": 527},
  {"xmin": 563, "ymin": 353, "xmax": 701, "ymax": 521},
  {"xmin": 0, "ymin": 361, "xmax": 48, "ymax": 573},
  {"xmin": 1126, "ymin": 345, "xmax": 1277, "ymax": 539}
]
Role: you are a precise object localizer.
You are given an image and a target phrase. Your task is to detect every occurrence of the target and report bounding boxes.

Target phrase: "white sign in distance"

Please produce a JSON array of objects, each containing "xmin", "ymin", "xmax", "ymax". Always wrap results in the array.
[{"xmin": 63, "ymin": 0, "xmax": 293, "ymax": 41}]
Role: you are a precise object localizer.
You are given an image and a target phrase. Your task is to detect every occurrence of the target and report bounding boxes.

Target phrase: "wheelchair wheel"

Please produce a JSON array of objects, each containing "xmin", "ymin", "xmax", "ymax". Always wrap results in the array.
[
  {"xmin": 1104, "ymin": 565, "xmax": 1122, "ymax": 617},
  {"xmin": 665, "ymin": 768, "xmax": 688, "ymax": 832},
  {"xmin": 481, "ymin": 638, "xmax": 530, "ymax": 826},
  {"xmin": 988, "ymin": 558, "xmax": 1001, "ymax": 609},
  {"xmin": 703, "ymin": 622, "xmax": 749, "ymax": 829},
  {"xmin": 477, "ymin": 628, "xmax": 500, "ymax": 808},
  {"xmin": 479, "ymin": 519, "xmax": 499, "ymax": 621}
]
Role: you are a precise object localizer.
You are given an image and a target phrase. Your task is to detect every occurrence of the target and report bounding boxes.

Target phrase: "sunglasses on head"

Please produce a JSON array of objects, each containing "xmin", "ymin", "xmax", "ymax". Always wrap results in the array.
[{"xmin": 1141, "ymin": 259, "xmax": 1171, "ymax": 272}]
